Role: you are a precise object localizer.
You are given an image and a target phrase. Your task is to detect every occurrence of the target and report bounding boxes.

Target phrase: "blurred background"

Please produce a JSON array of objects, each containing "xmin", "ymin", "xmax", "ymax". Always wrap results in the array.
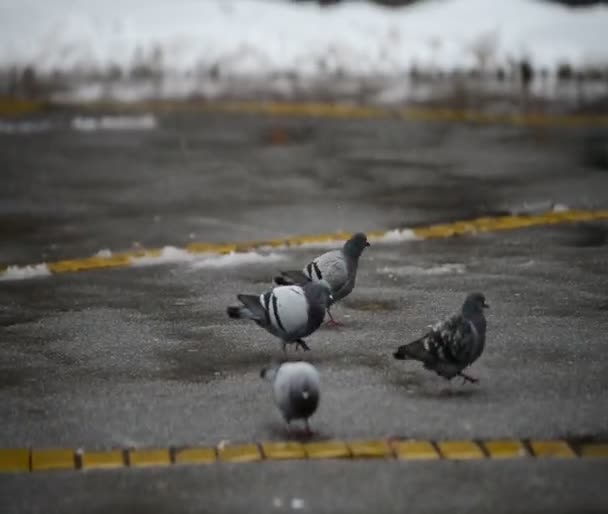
[{"xmin": 1, "ymin": 0, "xmax": 607, "ymax": 112}]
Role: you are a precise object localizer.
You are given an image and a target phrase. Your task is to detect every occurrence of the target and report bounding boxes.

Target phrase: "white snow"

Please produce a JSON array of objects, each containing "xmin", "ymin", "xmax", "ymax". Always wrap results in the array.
[
  {"xmin": 0, "ymin": 120, "xmax": 53, "ymax": 134},
  {"xmin": 1, "ymin": 0, "xmax": 606, "ymax": 102},
  {"xmin": 130, "ymin": 246, "xmax": 286, "ymax": 268},
  {"xmin": 188, "ymin": 251, "xmax": 286, "ymax": 269},
  {"xmin": 71, "ymin": 115, "xmax": 157, "ymax": 131},
  {"xmin": 130, "ymin": 246, "xmax": 195, "ymax": 266},
  {"xmin": 93, "ymin": 248, "xmax": 113, "ymax": 258},
  {"xmin": 374, "ymin": 229, "xmax": 420, "ymax": 243},
  {"xmin": 0, "ymin": 264, "xmax": 51, "ymax": 281},
  {"xmin": 378, "ymin": 263, "xmax": 466, "ymax": 276}
]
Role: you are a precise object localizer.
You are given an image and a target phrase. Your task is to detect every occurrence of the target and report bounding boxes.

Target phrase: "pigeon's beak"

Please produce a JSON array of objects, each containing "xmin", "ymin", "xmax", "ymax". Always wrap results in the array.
[
  {"xmin": 483, "ymin": 301, "xmax": 490, "ymax": 309},
  {"xmin": 365, "ymin": 241, "xmax": 371, "ymax": 247}
]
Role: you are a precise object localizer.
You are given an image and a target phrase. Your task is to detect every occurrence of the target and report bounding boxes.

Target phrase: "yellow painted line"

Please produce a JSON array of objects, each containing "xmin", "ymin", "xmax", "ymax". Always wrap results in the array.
[
  {"xmin": 70, "ymin": 99, "xmax": 608, "ymax": 127},
  {"xmin": 348, "ymin": 440, "xmax": 393, "ymax": 459},
  {"xmin": 81, "ymin": 450, "xmax": 125, "ymax": 470},
  {"xmin": 2, "ymin": 209, "xmax": 607, "ymax": 279},
  {"xmin": 217, "ymin": 443, "xmax": 262, "ymax": 463},
  {"xmin": 2, "ymin": 439, "xmax": 608, "ymax": 473},
  {"xmin": 0, "ymin": 98, "xmax": 47, "ymax": 117},
  {"xmin": 530, "ymin": 440, "xmax": 576, "ymax": 458},
  {"xmin": 128, "ymin": 449, "xmax": 171, "ymax": 468},
  {"xmin": 436, "ymin": 441, "xmax": 485, "ymax": 460},
  {"xmin": 483, "ymin": 440, "xmax": 528, "ymax": 459},
  {"xmin": 175, "ymin": 447, "xmax": 217, "ymax": 465},
  {"xmin": 261, "ymin": 442, "xmax": 306, "ymax": 460},
  {"xmin": 579, "ymin": 443, "xmax": 608, "ymax": 458},
  {"xmin": 304, "ymin": 441, "xmax": 351, "ymax": 459},
  {"xmin": 4, "ymin": 97, "xmax": 608, "ymax": 127},
  {"xmin": 31, "ymin": 448, "xmax": 75, "ymax": 471},
  {"xmin": 0, "ymin": 449, "xmax": 29, "ymax": 472},
  {"xmin": 392, "ymin": 440, "xmax": 440, "ymax": 460}
]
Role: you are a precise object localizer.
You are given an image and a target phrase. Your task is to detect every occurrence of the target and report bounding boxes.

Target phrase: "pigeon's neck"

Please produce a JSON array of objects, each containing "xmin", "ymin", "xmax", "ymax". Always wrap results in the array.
[
  {"xmin": 342, "ymin": 249, "xmax": 361, "ymax": 267},
  {"xmin": 464, "ymin": 309, "xmax": 486, "ymax": 332},
  {"xmin": 462, "ymin": 306, "xmax": 483, "ymax": 321}
]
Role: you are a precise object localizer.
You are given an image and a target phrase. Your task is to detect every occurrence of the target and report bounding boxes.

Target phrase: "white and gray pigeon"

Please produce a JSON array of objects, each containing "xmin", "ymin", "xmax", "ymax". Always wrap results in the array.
[
  {"xmin": 393, "ymin": 292, "xmax": 489, "ymax": 384},
  {"xmin": 227, "ymin": 281, "xmax": 333, "ymax": 351},
  {"xmin": 273, "ymin": 232, "xmax": 370, "ymax": 325},
  {"xmin": 260, "ymin": 361, "xmax": 320, "ymax": 435}
]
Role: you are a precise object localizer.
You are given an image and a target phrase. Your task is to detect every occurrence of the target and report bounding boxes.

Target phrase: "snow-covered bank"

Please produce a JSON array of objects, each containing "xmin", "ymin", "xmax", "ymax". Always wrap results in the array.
[{"xmin": 1, "ymin": 0, "xmax": 607, "ymax": 103}]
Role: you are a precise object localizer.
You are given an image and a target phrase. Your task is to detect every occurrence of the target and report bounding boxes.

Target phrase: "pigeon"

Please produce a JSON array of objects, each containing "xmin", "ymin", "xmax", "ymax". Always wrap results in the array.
[
  {"xmin": 261, "ymin": 361, "xmax": 320, "ymax": 435},
  {"xmin": 274, "ymin": 232, "xmax": 370, "ymax": 325},
  {"xmin": 227, "ymin": 281, "xmax": 333, "ymax": 352},
  {"xmin": 393, "ymin": 292, "xmax": 489, "ymax": 384}
]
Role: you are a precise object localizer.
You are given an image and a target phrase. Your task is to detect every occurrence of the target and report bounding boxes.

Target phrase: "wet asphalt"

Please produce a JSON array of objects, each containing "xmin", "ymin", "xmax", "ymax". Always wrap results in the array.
[{"xmin": 1, "ymin": 109, "xmax": 608, "ymax": 513}]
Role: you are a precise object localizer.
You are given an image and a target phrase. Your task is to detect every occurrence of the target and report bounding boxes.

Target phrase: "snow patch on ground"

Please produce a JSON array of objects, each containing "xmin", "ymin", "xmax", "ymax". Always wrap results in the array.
[
  {"xmin": 71, "ymin": 114, "xmax": 157, "ymax": 131},
  {"xmin": 130, "ymin": 246, "xmax": 194, "ymax": 266},
  {"xmin": 378, "ymin": 263, "xmax": 466, "ymax": 276},
  {"xmin": 188, "ymin": 251, "xmax": 286, "ymax": 269},
  {"xmin": 0, "ymin": 264, "xmax": 51, "ymax": 281},
  {"xmin": 130, "ymin": 246, "xmax": 286, "ymax": 268},
  {"xmin": 94, "ymin": 248, "xmax": 113, "ymax": 258},
  {"xmin": 0, "ymin": 120, "xmax": 53, "ymax": 134},
  {"xmin": 374, "ymin": 229, "xmax": 420, "ymax": 243}
]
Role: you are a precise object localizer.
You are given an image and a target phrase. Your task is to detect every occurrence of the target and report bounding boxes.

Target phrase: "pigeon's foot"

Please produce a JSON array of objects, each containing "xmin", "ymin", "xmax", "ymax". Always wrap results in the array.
[
  {"xmin": 304, "ymin": 419, "xmax": 312, "ymax": 437},
  {"xmin": 295, "ymin": 339, "xmax": 311, "ymax": 352},
  {"xmin": 325, "ymin": 319, "xmax": 344, "ymax": 328},
  {"xmin": 458, "ymin": 371, "xmax": 479, "ymax": 384}
]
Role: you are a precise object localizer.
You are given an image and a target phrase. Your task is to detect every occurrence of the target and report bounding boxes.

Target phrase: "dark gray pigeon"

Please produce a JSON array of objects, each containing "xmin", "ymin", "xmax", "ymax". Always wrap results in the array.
[
  {"xmin": 274, "ymin": 232, "xmax": 370, "ymax": 325},
  {"xmin": 393, "ymin": 292, "xmax": 489, "ymax": 384},
  {"xmin": 260, "ymin": 361, "xmax": 320, "ymax": 435},
  {"xmin": 227, "ymin": 281, "xmax": 333, "ymax": 351}
]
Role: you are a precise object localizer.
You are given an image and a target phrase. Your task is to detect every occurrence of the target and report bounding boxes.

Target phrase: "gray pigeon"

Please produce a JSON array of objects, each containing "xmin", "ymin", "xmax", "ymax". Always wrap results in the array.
[
  {"xmin": 274, "ymin": 232, "xmax": 370, "ymax": 325},
  {"xmin": 260, "ymin": 361, "xmax": 320, "ymax": 435},
  {"xmin": 227, "ymin": 281, "xmax": 333, "ymax": 351},
  {"xmin": 393, "ymin": 292, "xmax": 489, "ymax": 384}
]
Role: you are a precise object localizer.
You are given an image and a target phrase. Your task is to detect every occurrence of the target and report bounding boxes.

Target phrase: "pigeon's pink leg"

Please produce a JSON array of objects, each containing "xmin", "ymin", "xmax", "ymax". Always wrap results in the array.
[{"xmin": 325, "ymin": 308, "xmax": 344, "ymax": 328}]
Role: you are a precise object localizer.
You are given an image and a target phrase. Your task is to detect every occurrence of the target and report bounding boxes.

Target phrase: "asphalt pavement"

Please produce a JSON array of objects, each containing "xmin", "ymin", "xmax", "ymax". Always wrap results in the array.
[{"xmin": 1, "ymin": 107, "xmax": 607, "ymax": 513}]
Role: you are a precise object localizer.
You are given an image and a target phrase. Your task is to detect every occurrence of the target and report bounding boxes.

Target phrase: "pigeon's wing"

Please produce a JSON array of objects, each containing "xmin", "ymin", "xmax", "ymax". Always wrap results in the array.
[
  {"xmin": 274, "ymin": 270, "xmax": 311, "ymax": 286},
  {"xmin": 236, "ymin": 294, "xmax": 268, "ymax": 323},
  {"xmin": 304, "ymin": 250, "xmax": 348, "ymax": 292},
  {"xmin": 267, "ymin": 285, "xmax": 309, "ymax": 337},
  {"xmin": 398, "ymin": 314, "xmax": 473, "ymax": 364},
  {"xmin": 432, "ymin": 314, "xmax": 478, "ymax": 365}
]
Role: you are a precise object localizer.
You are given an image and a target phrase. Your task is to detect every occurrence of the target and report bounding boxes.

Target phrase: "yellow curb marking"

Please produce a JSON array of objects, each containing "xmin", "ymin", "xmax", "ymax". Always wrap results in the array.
[
  {"xmin": 129, "ymin": 449, "xmax": 171, "ymax": 468},
  {"xmin": 579, "ymin": 443, "xmax": 608, "ymax": 458},
  {"xmin": 2, "ymin": 209, "xmax": 607, "ymax": 278},
  {"xmin": 5, "ymin": 98, "xmax": 604, "ymax": 127},
  {"xmin": 529, "ymin": 440, "xmax": 576, "ymax": 458},
  {"xmin": 261, "ymin": 442, "xmax": 307, "ymax": 460},
  {"xmin": 218, "ymin": 444, "xmax": 262, "ymax": 463},
  {"xmin": 348, "ymin": 440, "xmax": 393, "ymax": 459},
  {"xmin": 175, "ymin": 447, "xmax": 217, "ymax": 465},
  {"xmin": 81, "ymin": 450, "xmax": 125, "ymax": 470},
  {"xmin": 392, "ymin": 440, "xmax": 440, "ymax": 460},
  {"xmin": 0, "ymin": 449, "xmax": 29, "ymax": 472},
  {"xmin": 0, "ymin": 439, "xmax": 606, "ymax": 473},
  {"xmin": 31, "ymin": 448, "xmax": 75, "ymax": 471},
  {"xmin": 437, "ymin": 441, "xmax": 485, "ymax": 460},
  {"xmin": 304, "ymin": 441, "xmax": 351, "ymax": 459},
  {"xmin": 0, "ymin": 98, "xmax": 47, "ymax": 117},
  {"xmin": 483, "ymin": 440, "xmax": 528, "ymax": 459}
]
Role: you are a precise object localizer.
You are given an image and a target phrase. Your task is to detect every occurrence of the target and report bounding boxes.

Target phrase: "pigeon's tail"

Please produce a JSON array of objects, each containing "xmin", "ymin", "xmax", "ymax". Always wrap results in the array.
[
  {"xmin": 289, "ymin": 386, "xmax": 319, "ymax": 419},
  {"xmin": 273, "ymin": 270, "xmax": 310, "ymax": 286},
  {"xmin": 227, "ymin": 305, "xmax": 253, "ymax": 319},
  {"xmin": 393, "ymin": 338, "xmax": 429, "ymax": 362}
]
